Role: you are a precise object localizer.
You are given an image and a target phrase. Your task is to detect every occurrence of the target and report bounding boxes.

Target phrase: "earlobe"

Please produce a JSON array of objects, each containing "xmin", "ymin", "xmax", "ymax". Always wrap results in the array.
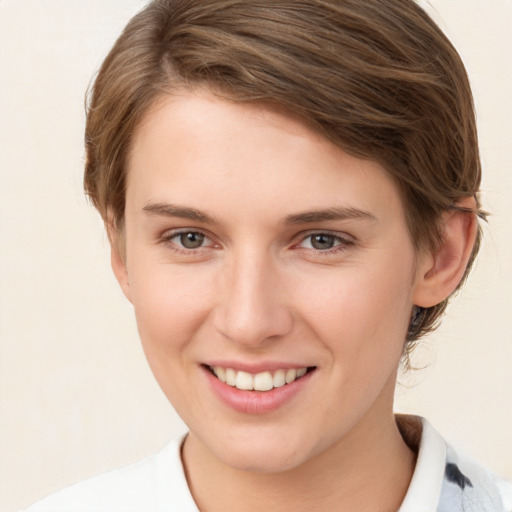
[{"xmin": 413, "ymin": 198, "xmax": 478, "ymax": 308}]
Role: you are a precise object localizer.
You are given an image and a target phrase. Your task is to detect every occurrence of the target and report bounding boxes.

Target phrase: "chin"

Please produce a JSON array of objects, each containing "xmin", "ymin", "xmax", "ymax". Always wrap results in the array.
[
  {"xmin": 202, "ymin": 426, "xmax": 319, "ymax": 474},
  {"xmin": 219, "ymin": 447, "xmax": 305, "ymax": 474}
]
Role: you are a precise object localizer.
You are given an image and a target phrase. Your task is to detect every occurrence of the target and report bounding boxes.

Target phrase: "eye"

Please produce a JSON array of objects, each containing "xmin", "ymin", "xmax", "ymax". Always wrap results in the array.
[
  {"xmin": 176, "ymin": 231, "xmax": 206, "ymax": 249},
  {"xmin": 307, "ymin": 234, "xmax": 338, "ymax": 250},
  {"xmin": 162, "ymin": 230, "xmax": 214, "ymax": 251},
  {"xmin": 298, "ymin": 232, "xmax": 353, "ymax": 252}
]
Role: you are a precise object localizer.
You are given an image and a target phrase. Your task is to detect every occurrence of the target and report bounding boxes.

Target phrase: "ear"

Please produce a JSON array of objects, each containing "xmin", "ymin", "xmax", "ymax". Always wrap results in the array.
[
  {"xmin": 106, "ymin": 212, "xmax": 132, "ymax": 303},
  {"xmin": 413, "ymin": 198, "xmax": 478, "ymax": 308}
]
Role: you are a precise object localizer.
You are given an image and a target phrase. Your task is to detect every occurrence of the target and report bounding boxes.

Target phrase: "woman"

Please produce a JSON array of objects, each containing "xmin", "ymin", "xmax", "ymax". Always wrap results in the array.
[{"xmin": 24, "ymin": 0, "xmax": 511, "ymax": 510}]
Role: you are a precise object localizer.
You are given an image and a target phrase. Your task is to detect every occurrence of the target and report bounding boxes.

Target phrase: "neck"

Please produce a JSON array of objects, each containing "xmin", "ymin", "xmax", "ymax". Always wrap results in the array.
[{"xmin": 182, "ymin": 394, "xmax": 416, "ymax": 512}]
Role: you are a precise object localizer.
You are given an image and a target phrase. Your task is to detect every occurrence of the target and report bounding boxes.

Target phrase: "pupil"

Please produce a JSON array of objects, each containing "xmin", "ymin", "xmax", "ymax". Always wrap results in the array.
[
  {"xmin": 311, "ymin": 234, "xmax": 334, "ymax": 250},
  {"xmin": 180, "ymin": 232, "xmax": 204, "ymax": 249}
]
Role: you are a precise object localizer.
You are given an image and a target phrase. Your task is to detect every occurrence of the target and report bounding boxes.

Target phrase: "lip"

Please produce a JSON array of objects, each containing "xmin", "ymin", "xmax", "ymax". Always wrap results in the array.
[
  {"xmin": 201, "ymin": 364, "xmax": 315, "ymax": 415},
  {"xmin": 204, "ymin": 360, "xmax": 310, "ymax": 374}
]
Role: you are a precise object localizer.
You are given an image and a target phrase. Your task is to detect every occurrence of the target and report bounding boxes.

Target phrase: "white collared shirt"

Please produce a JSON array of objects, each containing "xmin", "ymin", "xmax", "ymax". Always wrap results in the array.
[
  {"xmin": 398, "ymin": 417, "xmax": 512, "ymax": 511},
  {"xmin": 23, "ymin": 417, "xmax": 511, "ymax": 512}
]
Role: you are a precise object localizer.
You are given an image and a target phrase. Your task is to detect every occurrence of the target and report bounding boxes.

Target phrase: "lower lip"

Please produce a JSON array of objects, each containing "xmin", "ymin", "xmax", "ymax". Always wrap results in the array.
[{"xmin": 202, "ymin": 366, "xmax": 314, "ymax": 415}]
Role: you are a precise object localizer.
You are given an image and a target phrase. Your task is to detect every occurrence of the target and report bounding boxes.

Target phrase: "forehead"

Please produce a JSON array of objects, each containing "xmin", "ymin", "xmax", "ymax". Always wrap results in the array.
[{"xmin": 126, "ymin": 91, "xmax": 405, "ymax": 227}]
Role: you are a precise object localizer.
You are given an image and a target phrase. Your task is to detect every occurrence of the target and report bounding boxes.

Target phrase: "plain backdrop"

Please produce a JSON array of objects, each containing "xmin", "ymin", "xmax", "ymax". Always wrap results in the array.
[{"xmin": 1, "ymin": 1, "xmax": 511, "ymax": 511}]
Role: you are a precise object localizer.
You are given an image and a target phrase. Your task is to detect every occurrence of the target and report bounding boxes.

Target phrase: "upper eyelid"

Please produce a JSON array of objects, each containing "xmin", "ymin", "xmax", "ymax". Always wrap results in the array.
[
  {"xmin": 295, "ymin": 229, "xmax": 354, "ymax": 242},
  {"xmin": 293, "ymin": 231, "xmax": 356, "ymax": 252},
  {"xmin": 158, "ymin": 228, "xmax": 354, "ymax": 249},
  {"xmin": 160, "ymin": 228, "xmax": 215, "ymax": 247},
  {"xmin": 161, "ymin": 227, "xmax": 210, "ymax": 238}
]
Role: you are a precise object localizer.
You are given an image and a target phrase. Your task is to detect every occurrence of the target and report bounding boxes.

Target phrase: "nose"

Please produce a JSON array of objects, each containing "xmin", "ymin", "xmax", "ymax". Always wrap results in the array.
[{"xmin": 212, "ymin": 249, "xmax": 293, "ymax": 347}]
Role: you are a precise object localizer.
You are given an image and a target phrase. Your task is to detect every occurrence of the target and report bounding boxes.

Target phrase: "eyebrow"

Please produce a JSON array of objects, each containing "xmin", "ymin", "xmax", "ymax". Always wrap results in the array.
[
  {"xmin": 143, "ymin": 202, "xmax": 218, "ymax": 224},
  {"xmin": 142, "ymin": 202, "xmax": 377, "ymax": 225},
  {"xmin": 284, "ymin": 207, "xmax": 377, "ymax": 225}
]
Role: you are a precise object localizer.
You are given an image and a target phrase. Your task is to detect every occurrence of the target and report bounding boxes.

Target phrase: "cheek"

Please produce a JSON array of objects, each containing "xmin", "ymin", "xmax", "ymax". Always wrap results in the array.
[
  {"xmin": 127, "ymin": 257, "xmax": 213, "ymax": 358},
  {"xmin": 127, "ymin": 263, "xmax": 216, "ymax": 411},
  {"xmin": 296, "ymin": 257, "xmax": 414, "ymax": 364}
]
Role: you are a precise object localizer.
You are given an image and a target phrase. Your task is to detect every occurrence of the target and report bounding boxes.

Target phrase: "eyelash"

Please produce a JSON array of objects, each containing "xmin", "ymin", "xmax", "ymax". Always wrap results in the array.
[
  {"xmin": 160, "ymin": 229, "xmax": 215, "ymax": 255},
  {"xmin": 159, "ymin": 229, "xmax": 354, "ymax": 256},
  {"xmin": 295, "ymin": 231, "xmax": 354, "ymax": 255}
]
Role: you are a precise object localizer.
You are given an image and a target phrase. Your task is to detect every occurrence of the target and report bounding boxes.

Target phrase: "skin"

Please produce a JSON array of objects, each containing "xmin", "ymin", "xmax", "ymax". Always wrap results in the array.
[{"xmin": 111, "ymin": 90, "xmax": 476, "ymax": 511}]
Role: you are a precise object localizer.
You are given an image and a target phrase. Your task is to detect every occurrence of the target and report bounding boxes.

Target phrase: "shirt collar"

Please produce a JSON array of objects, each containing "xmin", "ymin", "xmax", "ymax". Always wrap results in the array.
[{"xmin": 397, "ymin": 415, "xmax": 447, "ymax": 512}]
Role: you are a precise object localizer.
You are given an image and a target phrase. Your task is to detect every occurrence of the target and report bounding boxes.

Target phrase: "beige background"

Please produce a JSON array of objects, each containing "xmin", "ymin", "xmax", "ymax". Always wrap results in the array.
[{"xmin": 1, "ymin": 1, "xmax": 511, "ymax": 510}]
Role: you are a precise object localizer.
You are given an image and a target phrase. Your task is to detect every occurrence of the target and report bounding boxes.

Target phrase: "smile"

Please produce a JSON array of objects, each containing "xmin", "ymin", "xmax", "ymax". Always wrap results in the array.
[
  {"xmin": 209, "ymin": 366, "xmax": 310, "ymax": 391},
  {"xmin": 203, "ymin": 364, "xmax": 317, "ymax": 414}
]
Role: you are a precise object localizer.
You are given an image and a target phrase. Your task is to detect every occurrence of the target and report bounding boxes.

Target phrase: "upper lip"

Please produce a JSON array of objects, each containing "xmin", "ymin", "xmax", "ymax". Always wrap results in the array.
[{"xmin": 203, "ymin": 360, "xmax": 314, "ymax": 374}]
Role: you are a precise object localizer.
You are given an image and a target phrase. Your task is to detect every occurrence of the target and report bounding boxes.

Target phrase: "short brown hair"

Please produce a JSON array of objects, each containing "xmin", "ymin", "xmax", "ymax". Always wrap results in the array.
[{"xmin": 84, "ymin": 0, "xmax": 485, "ymax": 352}]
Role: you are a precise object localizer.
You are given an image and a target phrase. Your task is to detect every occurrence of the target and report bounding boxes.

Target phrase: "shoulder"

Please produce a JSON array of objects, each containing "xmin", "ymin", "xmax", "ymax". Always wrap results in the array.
[
  {"xmin": 22, "ymin": 435, "xmax": 198, "ymax": 512},
  {"xmin": 440, "ymin": 442, "xmax": 512, "ymax": 512},
  {"xmin": 397, "ymin": 415, "xmax": 512, "ymax": 512}
]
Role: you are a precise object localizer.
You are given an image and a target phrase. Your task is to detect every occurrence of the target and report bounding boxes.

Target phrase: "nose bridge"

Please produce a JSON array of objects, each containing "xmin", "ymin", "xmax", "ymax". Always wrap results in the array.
[{"xmin": 214, "ymin": 245, "xmax": 292, "ymax": 346}]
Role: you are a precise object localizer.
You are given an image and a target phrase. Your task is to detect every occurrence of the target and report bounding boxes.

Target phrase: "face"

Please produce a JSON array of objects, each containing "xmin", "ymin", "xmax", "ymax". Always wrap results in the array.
[{"xmin": 116, "ymin": 91, "xmax": 430, "ymax": 473}]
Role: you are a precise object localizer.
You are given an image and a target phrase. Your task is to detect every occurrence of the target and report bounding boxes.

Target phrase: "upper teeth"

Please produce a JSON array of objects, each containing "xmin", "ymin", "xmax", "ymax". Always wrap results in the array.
[{"xmin": 211, "ymin": 366, "xmax": 308, "ymax": 391}]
